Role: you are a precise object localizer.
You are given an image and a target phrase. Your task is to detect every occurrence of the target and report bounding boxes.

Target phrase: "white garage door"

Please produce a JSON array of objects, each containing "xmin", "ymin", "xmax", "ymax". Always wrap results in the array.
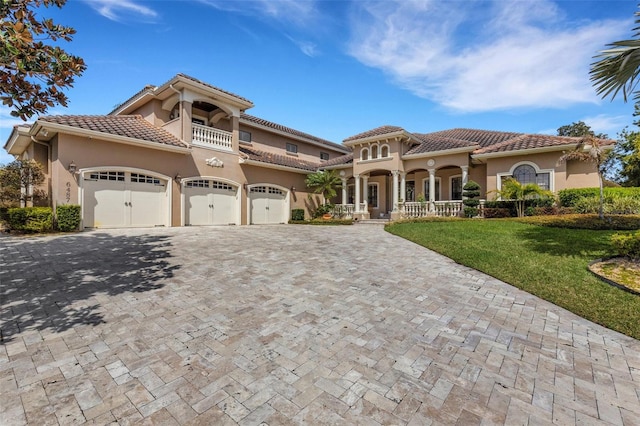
[
  {"xmin": 83, "ymin": 171, "xmax": 167, "ymax": 228},
  {"xmin": 249, "ymin": 186, "xmax": 286, "ymax": 225},
  {"xmin": 184, "ymin": 180, "xmax": 238, "ymax": 226}
]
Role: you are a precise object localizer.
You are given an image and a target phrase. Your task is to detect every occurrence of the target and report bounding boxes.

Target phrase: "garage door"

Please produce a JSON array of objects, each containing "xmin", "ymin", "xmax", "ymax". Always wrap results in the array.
[
  {"xmin": 249, "ymin": 186, "xmax": 286, "ymax": 224},
  {"xmin": 83, "ymin": 171, "xmax": 167, "ymax": 228},
  {"xmin": 184, "ymin": 179, "xmax": 238, "ymax": 225}
]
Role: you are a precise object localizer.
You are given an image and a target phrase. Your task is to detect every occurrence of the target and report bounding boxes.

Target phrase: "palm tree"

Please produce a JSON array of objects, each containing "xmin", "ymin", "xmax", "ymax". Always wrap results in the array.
[
  {"xmin": 494, "ymin": 178, "xmax": 552, "ymax": 218},
  {"xmin": 557, "ymin": 136, "xmax": 610, "ymax": 219},
  {"xmin": 590, "ymin": 9, "xmax": 640, "ymax": 102},
  {"xmin": 305, "ymin": 170, "xmax": 342, "ymax": 205}
]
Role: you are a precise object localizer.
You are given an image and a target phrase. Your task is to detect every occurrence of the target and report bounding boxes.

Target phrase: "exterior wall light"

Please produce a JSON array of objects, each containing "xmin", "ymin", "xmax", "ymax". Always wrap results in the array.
[{"xmin": 68, "ymin": 161, "xmax": 77, "ymax": 173}]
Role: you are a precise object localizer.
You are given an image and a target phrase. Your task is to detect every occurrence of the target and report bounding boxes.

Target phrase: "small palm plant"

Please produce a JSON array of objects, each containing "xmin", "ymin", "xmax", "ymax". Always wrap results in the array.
[
  {"xmin": 305, "ymin": 170, "xmax": 342, "ymax": 205},
  {"xmin": 557, "ymin": 137, "xmax": 610, "ymax": 220},
  {"xmin": 494, "ymin": 178, "xmax": 552, "ymax": 218}
]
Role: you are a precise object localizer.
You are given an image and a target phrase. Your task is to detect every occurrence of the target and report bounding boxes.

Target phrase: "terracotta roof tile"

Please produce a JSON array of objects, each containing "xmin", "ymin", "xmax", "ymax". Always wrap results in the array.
[
  {"xmin": 39, "ymin": 115, "xmax": 187, "ymax": 148},
  {"xmin": 239, "ymin": 145, "xmax": 320, "ymax": 172},
  {"xmin": 473, "ymin": 134, "xmax": 615, "ymax": 155},
  {"xmin": 241, "ymin": 113, "xmax": 347, "ymax": 153},
  {"xmin": 321, "ymin": 153, "xmax": 353, "ymax": 167},
  {"xmin": 109, "ymin": 85, "xmax": 155, "ymax": 114},
  {"xmin": 406, "ymin": 134, "xmax": 478, "ymax": 155},
  {"xmin": 426, "ymin": 128, "xmax": 523, "ymax": 148},
  {"xmin": 175, "ymin": 73, "xmax": 253, "ymax": 105},
  {"xmin": 343, "ymin": 125, "xmax": 405, "ymax": 142}
]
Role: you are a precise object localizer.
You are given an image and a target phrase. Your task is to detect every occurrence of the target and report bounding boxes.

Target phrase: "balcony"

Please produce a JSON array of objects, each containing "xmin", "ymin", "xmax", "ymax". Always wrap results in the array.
[{"xmin": 192, "ymin": 123, "xmax": 233, "ymax": 152}]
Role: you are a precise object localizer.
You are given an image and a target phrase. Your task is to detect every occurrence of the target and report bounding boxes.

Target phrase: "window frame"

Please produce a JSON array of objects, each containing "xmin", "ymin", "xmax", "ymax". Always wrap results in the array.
[
  {"xmin": 239, "ymin": 130, "xmax": 252, "ymax": 143},
  {"xmin": 367, "ymin": 183, "xmax": 379, "ymax": 208},
  {"xmin": 497, "ymin": 161, "xmax": 554, "ymax": 193},
  {"xmin": 450, "ymin": 175, "xmax": 463, "ymax": 200},
  {"xmin": 421, "ymin": 177, "xmax": 441, "ymax": 201},
  {"xmin": 286, "ymin": 142, "xmax": 298, "ymax": 154},
  {"xmin": 320, "ymin": 152, "xmax": 330, "ymax": 161}
]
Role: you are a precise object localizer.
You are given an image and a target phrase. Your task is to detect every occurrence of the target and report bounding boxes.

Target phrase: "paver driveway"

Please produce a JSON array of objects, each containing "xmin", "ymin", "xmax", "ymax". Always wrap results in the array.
[{"xmin": 1, "ymin": 225, "xmax": 639, "ymax": 425}]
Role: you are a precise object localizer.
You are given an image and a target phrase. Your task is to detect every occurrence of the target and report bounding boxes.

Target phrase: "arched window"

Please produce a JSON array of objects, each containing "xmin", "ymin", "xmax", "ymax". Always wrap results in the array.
[
  {"xmin": 381, "ymin": 145, "xmax": 389, "ymax": 157},
  {"xmin": 361, "ymin": 148, "xmax": 369, "ymax": 161},
  {"xmin": 512, "ymin": 164, "xmax": 550, "ymax": 190},
  {"xmin": 371, "ymin": 145, "xmax": 378, "ymax": 159}
]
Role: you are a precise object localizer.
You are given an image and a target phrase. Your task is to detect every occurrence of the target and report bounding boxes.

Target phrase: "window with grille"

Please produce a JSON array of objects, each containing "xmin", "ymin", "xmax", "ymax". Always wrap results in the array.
[
  {"xmin": 320, "ymin": 152, "xmax": 329, "ymax": 161},
  {"xmin": 89, "ymin": 171, "xmax": 124, "ymax": 181},
  {"xmin": 239, "ymin": 130, "xmax": 252, "ymax": 143},
  {"xmin": 186, "ymin": 180, "xmax": 210, "ymax": 188},
  {"xmin": 131, "ymin": 173, "xmax": 160, "ymax": 185},
  {"xmin": 286, "ymin": 143, "xmax": 298, "ymax": 154}
]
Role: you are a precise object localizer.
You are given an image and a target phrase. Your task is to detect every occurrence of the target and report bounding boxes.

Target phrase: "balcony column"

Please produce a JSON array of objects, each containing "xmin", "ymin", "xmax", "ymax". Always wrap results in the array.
[
  {"xmin": 231, "ymin": 115, "xmax": 240, "ymax": 153},
  {"xmin": 181, "ymin": 100, "xmax": 193, "ymax": 143},
  {"xmin": 354, "ymin": 174, "xmax": 361, "ymax": 213},
  {"xmin": 461, "ymin": 165, "xmax": 469, "ymax": 186},
  {"xmin": 400, "ymin": 172, "xmax": 406, "ymax": 202},
  {"xmin": 428, "ymin": 168, "xmax": 436, "ymax": 212},
  {"xmin": 341, "ymin": 178, "xmax": 347, "ymax": 204},
  {"xmin": 391, "ymin": 170, "xmax": 399, "ymax": 211},
  {"xmin": 362, "ymin": 175, "xmax": 369, "ymax": 212}
]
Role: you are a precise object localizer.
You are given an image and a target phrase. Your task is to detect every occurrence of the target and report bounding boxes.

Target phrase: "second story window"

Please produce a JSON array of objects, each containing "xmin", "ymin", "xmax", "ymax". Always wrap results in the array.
[
  {"xmin": 239, "ymin": 130, "xmax": 252, "ymax": 143},
  {"xmin": 320, "ymin": 152, "xmax": 329, "ymax": 161},
  {"xmin": 286, "ymin": 143, "xmax": 298, "ymax": 154}
]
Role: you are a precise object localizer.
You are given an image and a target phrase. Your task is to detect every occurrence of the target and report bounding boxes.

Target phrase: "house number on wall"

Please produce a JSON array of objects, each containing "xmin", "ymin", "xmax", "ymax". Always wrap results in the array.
[{"xmin": 65, "ymin": 182, "xmax": 71, "ymax": 203}]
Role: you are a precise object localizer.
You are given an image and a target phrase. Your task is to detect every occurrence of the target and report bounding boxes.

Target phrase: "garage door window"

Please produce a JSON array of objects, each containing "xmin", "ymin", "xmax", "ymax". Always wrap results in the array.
[
  {"xmin": 186, "ymin": 180, "xmax": 210, "ymax": 188},
  {"xmin": 131, "ymin": 173, "xmax": 161, "ymax": 185},
  {"xmin": 90, "ymin": 171, "xmax": 124, "ymax": 181},
  {"xmin": 212, "ymin": 181, "xmax": 235, "ymax": 191}
]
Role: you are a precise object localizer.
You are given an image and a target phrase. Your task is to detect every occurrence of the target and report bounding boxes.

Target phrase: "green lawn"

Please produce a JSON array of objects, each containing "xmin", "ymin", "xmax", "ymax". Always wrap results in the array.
[{"xmin": 386, "ymin": 219, "xmax": 640, "ymax": 340}]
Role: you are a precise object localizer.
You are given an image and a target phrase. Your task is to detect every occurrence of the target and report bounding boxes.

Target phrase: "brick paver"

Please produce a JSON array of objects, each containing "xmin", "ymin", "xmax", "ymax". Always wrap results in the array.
[{"xmin": 1, "ymin": 225, "xmax": 639, "ymax": 424}]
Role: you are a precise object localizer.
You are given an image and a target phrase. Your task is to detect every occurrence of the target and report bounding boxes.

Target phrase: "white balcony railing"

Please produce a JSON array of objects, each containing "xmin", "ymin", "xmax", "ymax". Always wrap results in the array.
[
  {"xmin": 401, "ymin": 200, "xmax": 480, "ymax": 218},
  {"xmin": 333, "ymin": 204, "xmax": 354, "ymax": 218},
  {"xmin": 192, "ymin": 123, "xmax": 233, "ymax": 151}
]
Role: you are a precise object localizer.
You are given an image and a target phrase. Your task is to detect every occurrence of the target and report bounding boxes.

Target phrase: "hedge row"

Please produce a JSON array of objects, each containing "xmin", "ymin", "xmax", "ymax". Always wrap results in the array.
[
  {"xmin": 558, "ymin": 187, "xmax": 640, "ymax": 207},
  {"xmin": 611, "ymin": 231, "xmax": 640, "ymax": 260},
  {"xmin": 3, "ymin": 205, "xmax": 81, "ymax": 233}
]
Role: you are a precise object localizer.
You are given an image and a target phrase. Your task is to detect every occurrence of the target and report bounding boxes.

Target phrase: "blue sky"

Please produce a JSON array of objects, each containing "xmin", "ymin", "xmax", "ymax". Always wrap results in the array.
[{"xmin": 1, "ymin": 0, "xmax": 637, "ymax": 164}]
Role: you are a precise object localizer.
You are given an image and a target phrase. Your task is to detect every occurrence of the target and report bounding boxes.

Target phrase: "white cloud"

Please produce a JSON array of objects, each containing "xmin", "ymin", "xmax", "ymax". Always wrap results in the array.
[
  {"xmin": 197, "ymin": 0, "xmax": 318, "ymax": 28},
  {"xmin": 348, "ymin": 0, "xmax": 629, "ymax": 112},
  {"xmin": 84, "ymin": 0, "xmax": 158, "ymax": 22},
  {"xmin": 286, "ymin": 36, "xmax": 319, "ymax": 57},
  {"xmin": 583, "ymin": 114, "xmax": 629, "ymax": 137}
]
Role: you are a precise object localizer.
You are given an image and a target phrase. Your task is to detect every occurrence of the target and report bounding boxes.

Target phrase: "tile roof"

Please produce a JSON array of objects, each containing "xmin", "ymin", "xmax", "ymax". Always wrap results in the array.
[
  {"xmin": 38, "ymin": 115, "xmax": 187, "ymax": 148},
  {"xmin": 343, "ymin": 125, "xmax": 406, "ymax": 142},
  {"xmin": 110, "ymin": 85, "xmax": 155, "ymax": 114},
  {"xmin": 406, "ymin": 134, "xmax": 478, "ymax": 155},
  {"xmin": 424, "ymin": 128, "xmax": 523, "ymax": 148},
  {"xmin": 321, "ymin": 153, "xmax": 353, "ymax": 167},
  {"xmin": 473, "ymin": 134, "xmax": 615, "ymax": 155},
  {"xmin": 241, "ymin": 113, "xmax": 347, "ymax": 152},
  {"xmin": 239, "ymin": 145, "xmax": 320, "ymax": 172},
  {"xmin": 173, "ymin": 73, "xmax": 253, "ymax": 105}
]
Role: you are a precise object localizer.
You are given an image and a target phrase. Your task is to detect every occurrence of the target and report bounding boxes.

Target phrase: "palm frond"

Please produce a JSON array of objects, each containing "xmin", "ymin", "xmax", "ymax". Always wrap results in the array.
[{"xmin": 590, "ymin": 10, "xmax": 640, "ymax": 102}]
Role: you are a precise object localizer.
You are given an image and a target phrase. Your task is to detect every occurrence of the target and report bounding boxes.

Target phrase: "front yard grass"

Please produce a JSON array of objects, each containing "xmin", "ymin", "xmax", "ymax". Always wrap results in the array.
[{"xmin": 385, "ymin": 219, "xmax": 640, "ymax": 340}]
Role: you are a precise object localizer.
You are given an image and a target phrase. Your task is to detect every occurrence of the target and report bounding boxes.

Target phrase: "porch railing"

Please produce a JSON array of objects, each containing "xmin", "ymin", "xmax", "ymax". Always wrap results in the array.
[
  {"xmin": 401, "ymin": 200, "xmax": 486, "ymax": 218},
  {"xmin": 192, "ymin": 123, "xmax": 233, "ymax": 151},
  {"xmin": 333, "ymin": 204, "xmax": 354, "ymax": 218}
]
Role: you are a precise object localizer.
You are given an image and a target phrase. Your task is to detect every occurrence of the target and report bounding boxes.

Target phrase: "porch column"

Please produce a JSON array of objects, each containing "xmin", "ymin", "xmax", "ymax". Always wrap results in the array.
[
  {"xmin": 391, "ymin": 170, "xmax": 399, "ymax": 211},
  {"xmin": 181, "ymin": 100, "xmax": 193, "ymax": 143},
  {"xmin": 400, "ymin": 172, "xmax": 406, "ymax": 202},
  {"xmin": 231, "ymin": 114, "xmax": 240, "ymax": 153},
  {"xmin": 362, "ymin": 175, "xmax": 369, "ymax": 211},
  {"xmin": 354, "ymin": 174, "xmax": 361, "ymax": 213},
  {"xmin": 461, "ymin": 165, "xmax": 469, "ymax": 186},
  {"xmin": 428, "ymin": 168, "xmax": 436, "ymax": 212},
  {"xmin": 341, "ymin": 177, "xmax": 347, "ymax": 204}
]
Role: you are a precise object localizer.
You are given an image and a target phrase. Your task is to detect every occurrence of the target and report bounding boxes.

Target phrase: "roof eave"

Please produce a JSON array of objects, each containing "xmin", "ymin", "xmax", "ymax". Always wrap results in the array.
[
  {"xmin": 110, "ymin": 90, "xmax": 155, "ymax": 116},
  {"xmin": 238, "ymin": 157, "xmax": 315, "ymax": 174},
  {"xmin": 402, "ymin": 146, "xmax": 476, "ymax": 159},
  {"xmin": 319, "ymin": 163, "xmax": 352, "ymax": 170},
  {"xmin": 36, "ymin": 121, "xmax": 191, "ymax": 155},
  {"xmin": 4, "ymin": 125, "xmax": 32, "ymax": 155},
  {"xmin": 160, "ymin": 75, "xmax": 255, "ymax": 111}
]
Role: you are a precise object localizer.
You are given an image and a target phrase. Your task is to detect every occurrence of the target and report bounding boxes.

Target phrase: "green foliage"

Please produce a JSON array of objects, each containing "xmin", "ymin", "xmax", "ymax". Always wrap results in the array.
[
  {"xmin": 312, "ymin": 203, "xmax": 334, "ymax": 219},
  {"xmin": 515, "ymin": 214, "xmax": 640, "ymax": 230},
  {"xmin": 557, "ymin": 121, "xmax": 608, "ymax": 139},
  {"xmin": 56, "ymin": 204, "xmax": 80, "ymax": 231},
  {"xmin": 483, "ymin": 207, "xmax": 512, "ymax": 219},
  {"xmin": 386, "ymin": 220, "xmax": 640, "ymax": 339},
  {"xmin": 462, "ymin": 180, "xmax": 480, "ymax": 217},
  {"xmin": 0, "ymin": 159, "xmax": 46, "ymax": 206},
  {"xmin": 463, "ymin": 207, "xmax": 478, "ymax": 218},
  {"xmin": 573, "ymin": 196, "xmax": 640, "ymax": 215},
  {"xmin": 590, "ymin": 8, "xmax": 640, "ymax": 103},
  {"xmin": 492, "ymin": 179, "xmax": 553, "ymax": 217},
  {"xmin": 7, "ymin": 206, "xmax": 53, "ymax": 232},
  {"xmin": 289, "ymin": 218, "xmax": 353, "ymax": 225},
  {"xmin": 611, "ymin": 104, "xmax": 640, "ymax": 186},
  {"xmin": 1, "ymin": 0, "xmax": 87, "ymax": 119},
  {"xmin": 558, "ymin": 187, "xmax": 640, "ymax": 207},
  {"xmin": 611, "ymin": 231, "xmax": 640, "ymax": 259},
  {"xmin": 291, "ymin": 208, "xmax": 305, "ymax": 221},
  {"xmin": 305, "ymin": 170, "xmax": 342, "ymax": 205}
]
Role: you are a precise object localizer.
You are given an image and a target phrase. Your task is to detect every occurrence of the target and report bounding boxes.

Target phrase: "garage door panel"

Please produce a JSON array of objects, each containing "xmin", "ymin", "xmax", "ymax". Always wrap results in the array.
[
  {"xmin": 84, "ymin": 178, "xmax": 127, "ymax": 228},
  {"xmin": 185, "ymin": 180, "xmax": 237, "ymax": 226},
  {"xmin": 129, "ymin": 181, "xmax": 166, "ymax": 227},
  {"xmin": 250, "ymin": 186, "xmax": 286, "ymax": 225}
]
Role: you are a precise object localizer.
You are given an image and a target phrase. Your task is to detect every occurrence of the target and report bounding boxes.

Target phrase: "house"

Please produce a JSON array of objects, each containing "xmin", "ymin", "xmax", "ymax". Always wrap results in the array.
[
  {"xmin": 4, "ymin": 74, "xmax": 349, "ymax": 228},
  {"xmin": 322, "ymin": 127, "xmax": 613, "ymax": 220},
  {"xmin": 3, "ymin": 73, "xmax": 612, "ymax": 228}
]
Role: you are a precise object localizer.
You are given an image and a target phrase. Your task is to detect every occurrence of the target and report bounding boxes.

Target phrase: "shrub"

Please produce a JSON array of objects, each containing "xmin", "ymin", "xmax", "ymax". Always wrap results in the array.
[
  {"xmin": 558, "ymin": 187, "xmax": 640, "ymax": 207},
  {"xmin": 7, "ymin": 207, "xmax": 53, "ymax": 233},
  {"xmin": 611, "ymin": 231, "xmax": 640, "ymax": 260},
  {"xmin": 312, "ymin": 203, "xmax": 334, "ymax": 219},
  {"xmin": 291, "ymin": 208, "xmax": 305, "ymax": 221},
  {"xmin": 483, "ymin": 208, "xmax": 511, "ymax": 218},
  {"xmin": 516, "ymin": 214, "xmax": 640, "ymax": 230},
  {"xmin": 463, "ymin": 207, "xmax": 478, "ymax": 218},
  {"xmin": 574, "ymin": 196, "xmax": 640, "ymax": 215},
  {"xmin": 527, "ymin": 206, "xmax": 575, "ymax": 216},
  {"xmin": 56, "ymin": 204, "xmax": 81, "ymax": 232}
]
